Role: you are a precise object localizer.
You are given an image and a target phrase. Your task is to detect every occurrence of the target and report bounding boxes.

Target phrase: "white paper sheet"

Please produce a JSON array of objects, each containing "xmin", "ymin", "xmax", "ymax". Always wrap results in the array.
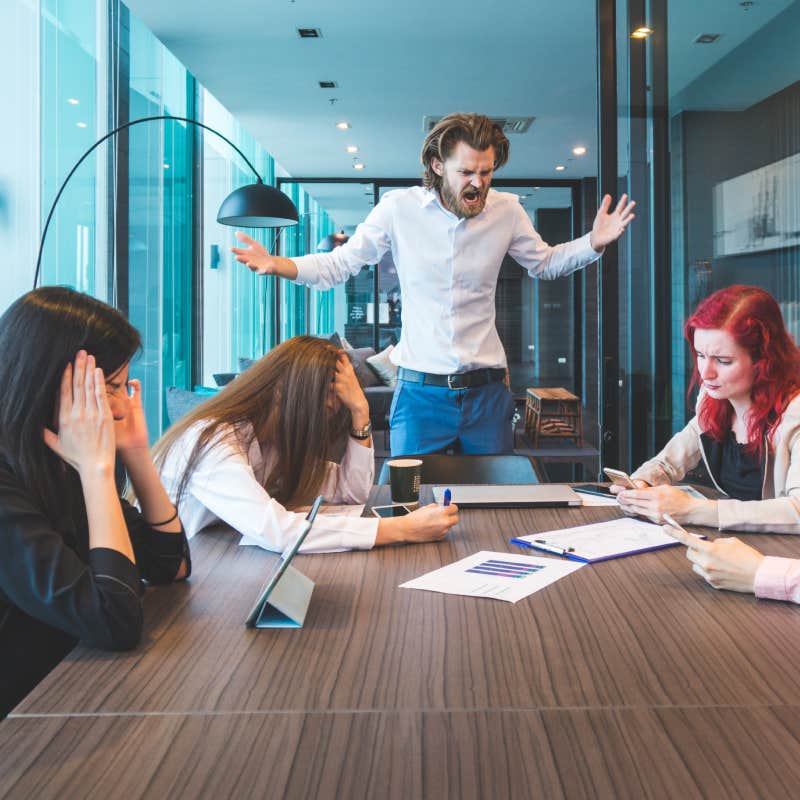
[
  {"xmin": 515, "ymin": 517, "xmax": 678, "ymax": 562},
  {"xmin": 399, "ymin": 550, "xmax": 585, "ymax": 603}
]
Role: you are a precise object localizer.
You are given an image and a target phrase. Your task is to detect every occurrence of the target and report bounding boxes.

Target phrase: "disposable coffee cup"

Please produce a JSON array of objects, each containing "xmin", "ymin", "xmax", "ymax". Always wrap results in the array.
[{"xmin": 388, "ymin": 458, "xmax": 422, "ymax": 505}]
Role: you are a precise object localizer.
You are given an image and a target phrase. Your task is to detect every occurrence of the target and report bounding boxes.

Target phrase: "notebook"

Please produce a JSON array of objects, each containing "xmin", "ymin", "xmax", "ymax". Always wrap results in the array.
[{"xmin": 511, "ymin": 517, "xmax": 704, "ymax": 563}]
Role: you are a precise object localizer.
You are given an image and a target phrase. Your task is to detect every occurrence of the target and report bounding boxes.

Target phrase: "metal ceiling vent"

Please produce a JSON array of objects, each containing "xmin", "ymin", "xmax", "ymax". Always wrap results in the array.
[
  {"xmin": 423, "ymin": 115, "xmax": 535, "ymax": 134},
  {"xmin": 297, "ymin": 28, "xmax": 321, "ymax": 38},
  {"xmin": 694, "ymin": 33, "xmax": 721, "ymax": 44}
]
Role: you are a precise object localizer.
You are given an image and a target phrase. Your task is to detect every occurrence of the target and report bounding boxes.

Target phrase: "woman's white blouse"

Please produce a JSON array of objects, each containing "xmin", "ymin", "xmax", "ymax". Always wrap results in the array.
[{"xmin": 158, "ymin": 422, "xmax": 378, "ymax": 553}]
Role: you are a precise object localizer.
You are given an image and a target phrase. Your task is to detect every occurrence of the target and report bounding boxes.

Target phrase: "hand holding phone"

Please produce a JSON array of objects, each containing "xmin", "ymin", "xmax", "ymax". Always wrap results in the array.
[{"xmin": 603, "ymin": 467, "xmax": 637, "ymax": 489}]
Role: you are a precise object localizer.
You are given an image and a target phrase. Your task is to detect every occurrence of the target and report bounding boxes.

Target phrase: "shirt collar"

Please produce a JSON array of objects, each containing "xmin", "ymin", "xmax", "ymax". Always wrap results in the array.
[{"xmin": 419, "ymin": 187, "xmax": 439, "ymax": 208}]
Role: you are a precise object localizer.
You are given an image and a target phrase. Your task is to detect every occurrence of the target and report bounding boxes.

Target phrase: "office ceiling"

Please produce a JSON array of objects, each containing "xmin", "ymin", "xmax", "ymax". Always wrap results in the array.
[{"xmin": 125, "ymin": 0, "xmax": 794, "ymax": 225}]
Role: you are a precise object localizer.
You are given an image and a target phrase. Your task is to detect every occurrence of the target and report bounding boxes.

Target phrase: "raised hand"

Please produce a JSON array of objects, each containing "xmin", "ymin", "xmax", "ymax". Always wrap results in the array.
[
  {"xmin": 589, "ymin": 193, "xmax": 636, "ymax": 251},
  {"xmin": 231, "ymin": 232, "xmax": 299, "ymax": 279},
  {"xmin": 113, "ymin": 378, "xmax": 150, "ymax": 454},
  {"xmin": 43, "ymin": 350, "xmax": 116, "ymax": 476}
]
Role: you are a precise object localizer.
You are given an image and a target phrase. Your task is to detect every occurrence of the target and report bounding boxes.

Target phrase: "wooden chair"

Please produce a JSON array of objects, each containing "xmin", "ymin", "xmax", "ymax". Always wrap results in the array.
[{"xmin": 524, "ymin": 387, "xmax": 583, "ymax": 447}]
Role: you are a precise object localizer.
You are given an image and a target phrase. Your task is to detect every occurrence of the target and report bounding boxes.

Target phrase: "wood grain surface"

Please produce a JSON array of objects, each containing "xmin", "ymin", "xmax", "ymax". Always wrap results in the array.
[
  {"xmin": 3, "ymin": 707, "xmax": 800, "ymax": 799},
  {"xmin": 6, "ymin": 485, "xmax": 800, "ymax": 798}
]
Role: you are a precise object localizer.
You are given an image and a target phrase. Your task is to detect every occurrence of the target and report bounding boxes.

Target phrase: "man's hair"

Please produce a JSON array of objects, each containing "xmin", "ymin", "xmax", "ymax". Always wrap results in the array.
[{"xmin": 420, "ymin": 113, "xmax": 510, "ymax": 190}]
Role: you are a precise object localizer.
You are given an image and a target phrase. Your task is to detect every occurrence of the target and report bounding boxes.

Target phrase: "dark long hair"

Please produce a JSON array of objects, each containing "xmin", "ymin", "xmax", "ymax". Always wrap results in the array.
[
  {"xmin": 154, "ymin": 336, "xmax": 350, "ymax": 510},
  {"xmin": 0, "ymin": 287, "xmax": 141, "ymax": 524},
  {"xmin": 685, "ymin": 285, "xmax": 800, "ymax": 459}
]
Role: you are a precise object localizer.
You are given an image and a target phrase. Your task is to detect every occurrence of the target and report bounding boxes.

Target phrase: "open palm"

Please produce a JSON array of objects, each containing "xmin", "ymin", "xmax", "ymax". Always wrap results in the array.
[{"xmin": 590, "ymin": 194, "xmax": 636, "ymax": 250}]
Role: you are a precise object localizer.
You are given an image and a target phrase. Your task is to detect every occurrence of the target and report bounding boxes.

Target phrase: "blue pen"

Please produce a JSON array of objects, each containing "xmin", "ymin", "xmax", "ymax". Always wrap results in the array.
[{"xmin": 443, "ymin": 488, "xmax": 452, "ymax": 507}]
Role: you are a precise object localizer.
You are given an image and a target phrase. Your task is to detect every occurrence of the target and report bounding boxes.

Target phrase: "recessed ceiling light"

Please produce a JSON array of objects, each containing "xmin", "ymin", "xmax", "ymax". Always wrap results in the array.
[
  {"xmin": 67, "ymin": 98, "xmax": 79, "ymax": 105},
  {"xmin": 519, "ymin": 194, "xmax": 529, "ymax": 200},
  {"xmin": 631, "ymin": 26, "xmax": 653, "ymax": 39},
  {"xmin": 297, "ymin": 28, "xmax": 321, "ymax": 38},
  {"xmin": 163, "ymin": 163, "xmax": 170, "ymax": 169},
  {"xmin": 319, "ymin": 80, "xmax": 337, "ymax": 88},
  {"xmin": 555, "ymin": 165, "xmax": 566, "ymax": 171},
  {"xmin": 353, "ymin": 162, "xmax": 365, "ymax": 170},
  {"xmin": 346, "ymin": 145, "xmax": 359, "ymax": 153},
  {"xmin": 572, "ymin": 145, "xmax": 587, "ymax": 156},
  {"xmin": 336, "ymin": 121, "xmax": 350, "ymax": 130},
  {"xmin": 76, "ymin": 122, "xmax": 87, "ymax": 128},
  {"xmin": 694, "ymin": 33, "xmax": 721, "ymax": 44}
]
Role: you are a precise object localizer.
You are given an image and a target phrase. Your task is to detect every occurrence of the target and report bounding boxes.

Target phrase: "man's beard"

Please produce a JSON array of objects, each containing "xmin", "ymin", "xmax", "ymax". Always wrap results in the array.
[{"xmin": 439, "ymin": 180, "xmax": 489, "ymax": 218}]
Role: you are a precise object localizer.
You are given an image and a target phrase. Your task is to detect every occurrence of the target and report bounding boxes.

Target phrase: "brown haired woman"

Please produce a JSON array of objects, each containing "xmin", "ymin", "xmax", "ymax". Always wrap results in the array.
[{"xmin": 155, "ymin": 336, "xmax": 458, "ymax": 552}]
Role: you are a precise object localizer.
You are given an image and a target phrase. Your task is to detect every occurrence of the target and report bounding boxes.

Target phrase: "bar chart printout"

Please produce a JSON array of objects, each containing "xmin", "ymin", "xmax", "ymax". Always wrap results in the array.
[
  {"xmin": 467, "ymin": 559, "xmax": 545, "ymax": 579},
  {"xmin": 399, "ymin": 551, "xmax": 585, "ymax": 603}
]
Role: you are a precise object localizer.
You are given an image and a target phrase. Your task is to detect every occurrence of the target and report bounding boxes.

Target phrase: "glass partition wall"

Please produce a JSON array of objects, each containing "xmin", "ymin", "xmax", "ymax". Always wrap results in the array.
[{"xmin": 605, "ymin": 0, "xmax": 800, "ymax": 472}]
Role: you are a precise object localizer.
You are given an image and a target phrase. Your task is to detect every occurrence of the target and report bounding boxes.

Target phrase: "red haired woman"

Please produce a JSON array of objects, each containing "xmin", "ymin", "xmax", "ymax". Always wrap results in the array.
[{"xmin": 614, "ymin": 285, "xmax": 800, "ymax": 601}]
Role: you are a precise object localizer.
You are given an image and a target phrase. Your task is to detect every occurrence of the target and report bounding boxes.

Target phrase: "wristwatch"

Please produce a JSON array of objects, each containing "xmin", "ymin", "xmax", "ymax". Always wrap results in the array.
[{"xmin": 350, "ymin": 421, "xmax": 372, "ymax": 440}]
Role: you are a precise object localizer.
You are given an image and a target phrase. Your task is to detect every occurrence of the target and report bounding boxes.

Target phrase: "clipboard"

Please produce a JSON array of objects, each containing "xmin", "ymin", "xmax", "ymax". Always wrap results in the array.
[
  {"xmin": 245, "ymin": 495, "xmax": 323, "ymax": 628},
  {"xmin": 511, "ymin": 517, "xmax": 705, "ymax": 564}
]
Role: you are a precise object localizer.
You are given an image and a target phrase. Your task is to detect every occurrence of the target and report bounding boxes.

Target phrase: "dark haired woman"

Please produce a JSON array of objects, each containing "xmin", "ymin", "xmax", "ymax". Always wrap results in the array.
[
  {"xmin": 155, "ymin": 336, "xmax": 458, "ymax": 552},
  {"xmin": 613, "ymin": 285, "xmax": 800, "ymax": 601},
  {"xmin": 0, "ymin": 288, "xmax": 189, "ymax": 716}
]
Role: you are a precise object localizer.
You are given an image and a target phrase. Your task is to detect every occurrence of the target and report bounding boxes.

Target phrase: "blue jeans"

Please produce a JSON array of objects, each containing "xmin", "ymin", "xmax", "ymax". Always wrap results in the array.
[{"xmin": 389, "ymin": 379, "xmax": 515, "ymax": 456}]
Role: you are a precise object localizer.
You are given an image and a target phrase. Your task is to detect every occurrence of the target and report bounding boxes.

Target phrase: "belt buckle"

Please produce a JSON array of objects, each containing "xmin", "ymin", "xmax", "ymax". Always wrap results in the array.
[{"xmin": 447, "ymin": 374, "xmax": 462, "ymax": 390}]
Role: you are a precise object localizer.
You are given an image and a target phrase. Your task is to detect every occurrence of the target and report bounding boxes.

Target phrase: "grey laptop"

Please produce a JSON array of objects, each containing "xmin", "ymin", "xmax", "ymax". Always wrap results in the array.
[{"xmin": 432, "ymin": 484, "xmax": 581, "ymax": 508}]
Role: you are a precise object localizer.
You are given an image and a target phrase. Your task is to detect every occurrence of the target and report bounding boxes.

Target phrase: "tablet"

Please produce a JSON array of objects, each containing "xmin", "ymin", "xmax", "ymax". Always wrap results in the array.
[{"xmin": 245, "ymin": 495, "xmax": 323, "ymax": 627}]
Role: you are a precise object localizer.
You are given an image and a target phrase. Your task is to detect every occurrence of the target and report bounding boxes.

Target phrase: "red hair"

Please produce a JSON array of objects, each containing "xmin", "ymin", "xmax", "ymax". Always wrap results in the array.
[{"xmin": 685, "ymin": 285, "xmax": 800, "ymax": 459}]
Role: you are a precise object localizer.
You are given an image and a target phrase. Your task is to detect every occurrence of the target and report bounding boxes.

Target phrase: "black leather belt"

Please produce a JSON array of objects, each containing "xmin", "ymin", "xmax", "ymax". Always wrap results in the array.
[{"xmin": 397, "ymin": 366, "xmax": 506, "ymax": 390}]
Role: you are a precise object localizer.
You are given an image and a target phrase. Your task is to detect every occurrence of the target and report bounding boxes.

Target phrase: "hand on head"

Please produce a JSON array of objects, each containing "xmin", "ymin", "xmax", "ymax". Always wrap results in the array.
[
  {"xmin": 112, "ymin": 378, "xmax": 151, "ymax": 453},
  {"xmin": 333, "ymin": 351, "xmax": 368, "ymax": 417},
  {"xmin": 43, "ymin": 350, "xmax": 116, "ymax": 475},
  {"xmin": 662, "ymin": 523, "xmax": 765, "ymax": 594}
]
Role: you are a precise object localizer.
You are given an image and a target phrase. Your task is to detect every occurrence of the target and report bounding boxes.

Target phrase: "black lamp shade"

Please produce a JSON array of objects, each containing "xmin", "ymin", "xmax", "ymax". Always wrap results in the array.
[{"xmin": 217, "ymin": 181, "xmax": 299, "ymax": 227}]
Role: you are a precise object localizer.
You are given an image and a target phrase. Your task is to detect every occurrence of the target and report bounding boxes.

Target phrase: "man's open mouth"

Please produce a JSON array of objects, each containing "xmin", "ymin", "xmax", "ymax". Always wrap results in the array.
[{"xmin": 462, "ymin": 190, "xmax": 481, "ymax": 205}]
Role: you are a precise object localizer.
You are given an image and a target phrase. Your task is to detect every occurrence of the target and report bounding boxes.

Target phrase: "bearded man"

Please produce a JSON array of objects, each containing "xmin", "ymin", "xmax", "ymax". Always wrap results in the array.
[{"xmin": 233, "ymin": 113, "xmax": 635, "ymax": 456}]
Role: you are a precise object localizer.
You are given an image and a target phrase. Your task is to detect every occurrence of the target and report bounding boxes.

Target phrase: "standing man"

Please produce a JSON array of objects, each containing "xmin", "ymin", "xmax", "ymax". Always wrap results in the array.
[{"xmin": 232, "ymin": 113, "xmax": 635, "ymax": 456}]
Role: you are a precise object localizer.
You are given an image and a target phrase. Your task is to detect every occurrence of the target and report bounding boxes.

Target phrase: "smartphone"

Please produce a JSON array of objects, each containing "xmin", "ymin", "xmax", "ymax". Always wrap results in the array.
[
  {"xmin": 572, "ymin": 483, "xmax": 614, "ymax": 498},
  {"xmin": 603, "ymin": 467, "xmax": 637, "ymax": 489},
  {"xmin": 372, "ymin": 504, "xmax": 413, "ymax": 518}
]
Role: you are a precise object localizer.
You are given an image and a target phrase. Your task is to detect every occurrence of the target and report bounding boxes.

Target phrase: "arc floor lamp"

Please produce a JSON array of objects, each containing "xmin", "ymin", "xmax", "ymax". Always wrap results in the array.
[{"xmin": 33, "ymin": 114, "xmax": 299, "ymax": 289}]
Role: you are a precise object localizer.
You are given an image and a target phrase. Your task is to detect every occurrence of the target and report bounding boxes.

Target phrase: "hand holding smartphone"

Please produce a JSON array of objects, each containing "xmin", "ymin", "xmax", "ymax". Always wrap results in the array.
[{"xmin": 603, "ymin": 467, "xmax": 637, "ymax": 489}]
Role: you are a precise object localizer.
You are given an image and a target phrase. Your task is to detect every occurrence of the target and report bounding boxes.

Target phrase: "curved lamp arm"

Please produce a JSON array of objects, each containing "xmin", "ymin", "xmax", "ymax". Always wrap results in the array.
[{"xmin": 34, "ymin": 115, "xmax": 264, "ymax": 289}]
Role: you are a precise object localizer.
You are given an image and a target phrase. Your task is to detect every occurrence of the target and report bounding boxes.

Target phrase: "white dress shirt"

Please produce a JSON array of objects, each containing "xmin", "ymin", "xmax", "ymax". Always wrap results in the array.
[
  {"xmin": 294, "ymin": 186, "xmax": 601, "ymax": 374},
  {"xmin": 158, "ymin": 422, "xmax": 378, "ymax": 553}
]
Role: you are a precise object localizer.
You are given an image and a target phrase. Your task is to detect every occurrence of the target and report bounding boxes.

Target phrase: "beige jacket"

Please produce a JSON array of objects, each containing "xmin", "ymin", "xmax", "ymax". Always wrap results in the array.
[{"xmin": 631, "ymin": 394, "xmax": 800, "ymax": 533}]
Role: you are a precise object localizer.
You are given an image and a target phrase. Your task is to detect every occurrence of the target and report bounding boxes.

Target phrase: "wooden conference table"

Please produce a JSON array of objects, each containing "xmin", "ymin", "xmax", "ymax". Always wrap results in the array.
[{"xmin": 4, "ymin": 487, "xmax": 800, "ymax": 798}]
